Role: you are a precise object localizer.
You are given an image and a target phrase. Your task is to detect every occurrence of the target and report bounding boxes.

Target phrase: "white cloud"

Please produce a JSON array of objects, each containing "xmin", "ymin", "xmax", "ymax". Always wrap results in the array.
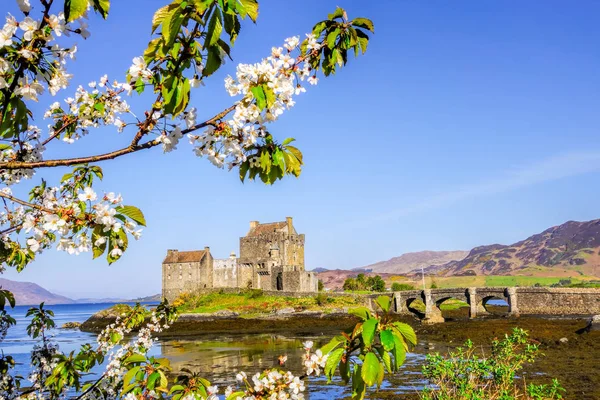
[{"xmin": 372, "ymin": 150, "xmax": 600, "ymax": 221}]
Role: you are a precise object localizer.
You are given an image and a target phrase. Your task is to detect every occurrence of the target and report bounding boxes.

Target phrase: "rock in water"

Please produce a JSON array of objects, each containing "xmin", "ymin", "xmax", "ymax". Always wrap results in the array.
[
  {"xmin": 577, "ymin": 315, "xmax": 600, "ymax": 334},
  {"xmin": 60, "ymin": 321, "xmax": 81, "ymax": 329}
]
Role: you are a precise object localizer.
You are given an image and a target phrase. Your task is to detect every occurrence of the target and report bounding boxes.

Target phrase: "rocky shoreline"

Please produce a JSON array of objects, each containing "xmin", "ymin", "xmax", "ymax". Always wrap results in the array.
[{"xmin": 79, "ymin": 308, "xmax": 366, "ymax": 336}]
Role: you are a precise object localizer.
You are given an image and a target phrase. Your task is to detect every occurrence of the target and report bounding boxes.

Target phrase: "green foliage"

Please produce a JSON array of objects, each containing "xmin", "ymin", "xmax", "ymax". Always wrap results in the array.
[
  {"xmin": 320, "ymin": 295, "xmax": 416, "ymax": 400},
  {"xmin": 392, "ymin": 282, "xmax": 415, "ymax": 291},
  {"xmin": 420, "ymin": 328, "xmax": 565, "ymax": 400},
  {"xmin": 343, "ymin": 274, "xmax": 386, "ymax": 292},
  {"xmin": 305, "ymin": 7, "xmax": 374, "ymax": 76},
  {"xmin": 318, "ymin": 279, "xmax": 325, "ymax": 291}
]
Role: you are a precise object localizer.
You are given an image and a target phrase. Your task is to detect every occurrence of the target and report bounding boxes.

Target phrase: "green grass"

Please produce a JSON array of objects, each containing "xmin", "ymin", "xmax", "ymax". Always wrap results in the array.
[
  {"xmin": 484, "ymin": 276, "xmax": 578, "ymax": 287},
  {"xmin": 173, "ymin": 291, "xmax": 362, "ymax": 315},
  {"xmin": 388, "ymin": 275, "xmax": 598, "ymax": 289}
]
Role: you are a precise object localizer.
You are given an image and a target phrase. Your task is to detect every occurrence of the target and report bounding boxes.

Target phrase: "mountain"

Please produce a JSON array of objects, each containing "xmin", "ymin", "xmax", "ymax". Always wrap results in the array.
[
  {"xmin": 316, "ymin": 269, "xmax": 398, "ymax": 290},
  {"xmin": 355, "ymin": 250, "xmax": 468, "ymax": 275},
  {"xmin": 0, "ymin": 278, "xmax": 75, "ymax": 305},
  {"xmin": 424, "ymin": 219, "xmax": 600, "ymax": 277},
  {"xmin": 74, "ymin": 297, "xmax": 128, "ymax": 304}
]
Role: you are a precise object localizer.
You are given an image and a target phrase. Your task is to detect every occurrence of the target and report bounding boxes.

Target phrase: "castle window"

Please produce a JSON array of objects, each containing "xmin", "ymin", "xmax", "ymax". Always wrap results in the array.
[
  {"xmin": 167, "ymin": 275, "xmax": 171, "ymax": 280},
  {"xmin": 179, "ymin": 265, "xmax": 182, "ymax": 270},
  {"xmin": 179, "ymin": 274, "xmax": 182, "ymax": 280}
]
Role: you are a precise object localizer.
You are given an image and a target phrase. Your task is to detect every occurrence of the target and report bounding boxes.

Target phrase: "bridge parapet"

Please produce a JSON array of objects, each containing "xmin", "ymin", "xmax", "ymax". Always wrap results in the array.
[{"xmin": 390, "ymin": 287, "xmax": 600, "ymax": 322}]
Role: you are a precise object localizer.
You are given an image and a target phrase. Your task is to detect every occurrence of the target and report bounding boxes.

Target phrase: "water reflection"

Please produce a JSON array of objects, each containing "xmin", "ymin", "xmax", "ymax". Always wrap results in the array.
[{"xmin": 159, "ymin": 333, "xmax": 429, "ymax": 399}]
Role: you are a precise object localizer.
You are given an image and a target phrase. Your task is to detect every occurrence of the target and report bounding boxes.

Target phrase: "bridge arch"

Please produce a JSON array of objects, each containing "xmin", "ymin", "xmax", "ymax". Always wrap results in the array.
[{"xmin": 480, "ymin": 295, "xmax": 509, "ymax": 315}]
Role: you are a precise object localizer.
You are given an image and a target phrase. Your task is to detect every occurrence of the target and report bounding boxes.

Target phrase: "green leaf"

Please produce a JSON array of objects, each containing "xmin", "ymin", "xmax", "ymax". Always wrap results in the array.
[
  {"xmin": 64, "ymin": 0, "xmax": 89, "ymax": 22},
  {"xmin": 205, "ymin": 9, "xmax": 223, "ymax": 48},
  {"xmin": 152, "ymin": 4, "xmax": 176, "ymax": 33},
  {"xmin": 238, "ymin": 0, "xmax": 258, "ymax": 21},
  {"xmin": 250, "ymin": 85, "xmax": 267, "ymax": 110},
  {"xmin": 380, "ymin": 329, "xmax": 395, "ymax": 352},
  {"xmin": 351, "ymin": 18, "xmax": 374, "ymax": 33},
  {"xmin": 116, "ymin": 205, "xmax": 147, "ymax": 227},
  {"xmin": 327, "ymin": 28, "xmax": 340, "ymax": 49},
  {"xmin": 361, "ymin": 351, "xmax": 380, "ymax": 387},
  {"xmin": 325, "ymin": 347, "xmax": 344, "ymax": 381},
  {"xmin": 162, "ymin": 5, "xmax": 184, "ymax": 46},
  {"xmin": 392, "ymin": 334, "xmax": 406, "ymax": 369},
  {"xmin": 260, "ymin": 150, "xmax": 271, "ymax": 173},
  {"xmin": 239, "ymin": 160, "xmax": 249, "ymax": 182},
  {"xmin": 91, "ymin": 226, "xmax": 107, "ymax": 259},
  {"xmin": 286, "ymin": 145, "xmax": 303, "ymax": 164},
  {"xmin": 355, "ymin": 29, "xmax": 369, "ymax": 54},
  {"xmin": 321, "ymin": 335, "xmax": 345, "ymax": 355},
  {"xmin": 90, "ymin": 0, "xmax": 110, "ymax": 19},
  {"xmin": 281, "ymin": 137, "xmax": 295, "ymax": 146},
  {"xmin": 379, "ymin": 348, "xmax": 392, "ymax": 373},
  {"xmin": 226, "ymin": 392, "xmax": 246, "ymax": 400},
  {"xmin": 339, "ymin": 358, "xmax": 350, "ymax": 383},
  {"xmin": 392, "ymin": 322, "xmax": 417, "ymax": 347},
  {"xmin": 328, "ymin": 7, "xmax": 345, "ymax": 20},
  {"xmin": 375, "ymin": 295, "xmax": 390, "ymax": 313},
  {"xmin": 263, "ymin": 85, "xmax": 276, "ymax": 108},
  {"xmin": 361, "ymin": 318, "xmax": 378, "ymax": 347},
  {"xmin": 203, "ymin": 45, "xmax": 222, "ymax": 77},
  {"xmin": 348, "ymin": 306, "xmax": 371, "ymax": 321},
  {"xmin": 272, "ymin": 149, "xmax": 285, "ymax": 172},
  {"xmin": 124, "ymin": 354, "xmax": 146, "ymax": 364},
  {"xmin": 122, "ymin": 366, "xmax": 140, "ymax": 392},
  {"xmin": 352, "ymin": 365, "xmax": 366, "ymax": 400}
]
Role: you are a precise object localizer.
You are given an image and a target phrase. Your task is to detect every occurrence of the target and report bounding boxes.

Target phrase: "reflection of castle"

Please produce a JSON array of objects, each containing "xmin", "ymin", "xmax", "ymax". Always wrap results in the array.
[{"xmin": 162, "ymin": 218, "xmax": 318, "ymax": 301}]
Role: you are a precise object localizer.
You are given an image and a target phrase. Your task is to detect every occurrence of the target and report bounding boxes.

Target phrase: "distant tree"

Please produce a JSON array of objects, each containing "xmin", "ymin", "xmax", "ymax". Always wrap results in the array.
[
  {"xmin": 370, "ymin": 275, "xmax": 386, "ymax": 292},
  {"xmin": 356, "ymin": 273, "xmax": 366, "ymax": 285},
  {"xmin": 318, "ymin": 279, "xmax": 324, "ymax": 291},
  {"xmin": 343, "ymin": 277, "xmax": 358, "ymax": 291}
]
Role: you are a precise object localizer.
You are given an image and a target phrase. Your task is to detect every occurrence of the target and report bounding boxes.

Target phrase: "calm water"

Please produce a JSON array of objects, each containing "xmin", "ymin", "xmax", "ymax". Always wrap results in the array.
[{"xmin": 0, "ymin": 303, "xmax": 429, "ymax": 399}]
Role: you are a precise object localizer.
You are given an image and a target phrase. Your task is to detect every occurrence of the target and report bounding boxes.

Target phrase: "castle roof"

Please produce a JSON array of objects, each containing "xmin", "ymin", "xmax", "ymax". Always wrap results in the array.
[
  {"xmin": 247, "ymin": 221, "xmax": 288, "ymax": 237},
  {"xmin": 163, "ymin": 250, "xmax": 207, "ymax": 264}
]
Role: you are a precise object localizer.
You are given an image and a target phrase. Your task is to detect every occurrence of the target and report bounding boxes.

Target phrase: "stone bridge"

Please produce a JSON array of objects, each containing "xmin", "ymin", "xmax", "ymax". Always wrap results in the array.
[{"xmin": 375, "ymin": 287, "xmax": 600, "ymax": 323}]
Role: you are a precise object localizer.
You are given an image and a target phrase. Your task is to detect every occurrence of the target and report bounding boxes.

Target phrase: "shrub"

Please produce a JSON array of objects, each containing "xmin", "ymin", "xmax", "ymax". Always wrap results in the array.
[
  {"xmin": 314, "ymin": 293, "xmax": 328, "ymax": 306},
  {"xmin": 420, "ymin": 328, "xmax": 565, "ymax": 400},
  {"xmin": 244, "ymin": 288, "xmax": 264, "ymax": 299},
  {"xmin": 392, "ymin": 283, "xmax": 415, "ymax": 291}
]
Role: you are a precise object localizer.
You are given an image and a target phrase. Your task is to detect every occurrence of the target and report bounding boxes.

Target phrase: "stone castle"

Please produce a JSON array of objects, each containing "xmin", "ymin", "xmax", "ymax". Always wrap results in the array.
[{"xmin": 162, "ymin": 217, "xmax": 318, "ymax": 301}]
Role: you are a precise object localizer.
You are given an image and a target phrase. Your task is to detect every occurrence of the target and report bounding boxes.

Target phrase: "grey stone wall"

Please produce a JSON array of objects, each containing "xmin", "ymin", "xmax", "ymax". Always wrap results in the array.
[
  {"xmin": 515, "ymin": 288, "xmax": 600, "ymax": 315},
  {"xmin": 213, "ymin": 258, "xmax": 238, "ymax": 288}
]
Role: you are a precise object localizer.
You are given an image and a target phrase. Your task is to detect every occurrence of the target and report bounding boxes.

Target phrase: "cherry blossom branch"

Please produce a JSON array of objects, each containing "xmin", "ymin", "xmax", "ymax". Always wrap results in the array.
[
  {"xmin": 0, "ymin": 105, "xmax": 237, "ymax": 170},
  {"xmin": 0, "ymin": 192, "xmax": 53, "ymax": 213},
  {"xmin": 0, "ymin": 0, "xmax": 54, "ymax": 120},
  {"xmin": 41, "ymin": 116, "xmax": 78, "ymax": 146}
]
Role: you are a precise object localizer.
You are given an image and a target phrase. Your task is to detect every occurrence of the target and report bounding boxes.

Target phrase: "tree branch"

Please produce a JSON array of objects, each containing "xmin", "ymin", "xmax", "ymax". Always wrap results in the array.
[
  {"xmin": 0, "ymin": 192, "xmax": 54, "ymax": 213},
  {"xmin": 0, "ymin": 104, "xmax": 237, "ymax": 170}
]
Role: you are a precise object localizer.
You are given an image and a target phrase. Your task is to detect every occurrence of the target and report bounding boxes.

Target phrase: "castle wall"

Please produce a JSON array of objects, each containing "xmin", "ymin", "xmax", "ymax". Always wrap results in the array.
[
  {"xmin": 213, "ymin": 258, "xmax": 238, "ymax": 288},
  {"xmin": 163, "ymin": 254, "xmax": 214, "ymax": 302},
  {"xmin": 282, "ymin": 270, "xmax": 318, "ymax": 292},
  {"xmin": 283, "ymin": 234, "xmax": 305, "ymax": 269},
  {"xmin": 238, "ymin": 264, "xmax": 254, "ymax": 289},
  {"xmin": 240, "ymin": 232, "xmax": 305, "ymax": 271}
]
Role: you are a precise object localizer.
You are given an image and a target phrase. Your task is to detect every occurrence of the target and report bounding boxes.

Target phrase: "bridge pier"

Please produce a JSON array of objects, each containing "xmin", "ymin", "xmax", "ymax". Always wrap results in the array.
[
  {"xmin": 393, "ymin": 292, "xmax": 407, "ymax": 314},
  {"xmin": 467, "ymin": 288, "xmax": 485, "ymax": 318},
  {"xmin": 424, "ymin": 289, "xmax": 445, "ymax": 323},
  {"xmin": 507, "ymin": 287, "xmax": 520, "ymax": 317}
]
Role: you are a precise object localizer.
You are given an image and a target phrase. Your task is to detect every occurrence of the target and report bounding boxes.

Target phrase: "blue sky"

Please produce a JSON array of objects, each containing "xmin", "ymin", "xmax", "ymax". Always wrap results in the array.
[{"xmin": 3, "ymin": 0, "xmax": 600, "ymax": 298}]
